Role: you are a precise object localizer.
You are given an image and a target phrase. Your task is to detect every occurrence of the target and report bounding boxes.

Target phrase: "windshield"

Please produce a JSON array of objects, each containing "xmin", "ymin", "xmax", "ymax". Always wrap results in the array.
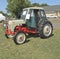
[
  {"xmin": 40, "ymin": 10, "xmax": 46, "ymax": 18},
  {"xmin": 21, "ymin": 10, "xmax": 27, "ymax": 20}
]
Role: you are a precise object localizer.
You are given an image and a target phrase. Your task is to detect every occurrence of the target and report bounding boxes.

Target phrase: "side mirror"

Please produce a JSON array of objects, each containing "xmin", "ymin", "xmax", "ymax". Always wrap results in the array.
[{"xmin": 25, "ymin": 14, "xmax": 30, "ymax": 19}]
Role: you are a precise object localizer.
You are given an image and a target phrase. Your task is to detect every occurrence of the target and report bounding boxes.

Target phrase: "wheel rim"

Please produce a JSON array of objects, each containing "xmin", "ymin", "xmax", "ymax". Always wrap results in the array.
[
  {"xmin": 6, "ymin": 35, "xmax": 14, "ymax": 38},
  {"xmin": 43, "ymin": 24, "xmax": 52, "ymax": 37},
  {"xmin": 17, "ymin": 33, "xmax": 26, "ymax": 44}
]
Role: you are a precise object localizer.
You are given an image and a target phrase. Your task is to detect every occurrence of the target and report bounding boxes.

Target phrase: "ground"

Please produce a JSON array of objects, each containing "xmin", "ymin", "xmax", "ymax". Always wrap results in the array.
[{"xmin": 0, "ymin": 18, "xmax": 60, "ymax": 59}]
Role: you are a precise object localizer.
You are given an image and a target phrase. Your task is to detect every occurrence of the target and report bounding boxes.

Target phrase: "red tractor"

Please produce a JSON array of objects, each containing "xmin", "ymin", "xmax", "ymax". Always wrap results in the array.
[{"xmin": 5, "ymin": 7, "xmax": 53, "ymax": 44}]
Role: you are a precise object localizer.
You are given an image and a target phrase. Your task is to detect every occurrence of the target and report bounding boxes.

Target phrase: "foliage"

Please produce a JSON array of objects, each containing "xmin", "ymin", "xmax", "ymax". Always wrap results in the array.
[
  {"xmin": 0, "ymin": 11, "xmax": 9, "ymax": 17},
  {"xmin": 32, "ymin": 3, "xmax": 40, "ymax": 7},
  {"xmin": 6, "ymin": 0, "xmax": 31, "ymax": 18},
  {"xmin": 0, "ymin": 11, "xmax": 4, "ymax": 15},
  {"xmin": 40, "ymin": 3, "xmax": 49, "ymax": 6},
  {"xmin": 32, "ymin": 3, "xmax": 48, "ymax": 7}
]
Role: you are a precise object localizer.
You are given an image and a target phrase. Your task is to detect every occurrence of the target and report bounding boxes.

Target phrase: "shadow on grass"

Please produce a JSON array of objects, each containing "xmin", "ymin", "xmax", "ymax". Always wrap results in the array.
[
  {"xmin": 27, "ymin": 34, "xmax": 54, "ymax": 39},
  {"xmin": 41, "ymin": 34, "xmax": 54, "ymax": 39},
  {"xmin": 13, "ymin": 34, "xmax": 54, "ymax": 45},
  {"xmin": 25, "ymin": 40, "xmax": 30, "ymax": 43}
]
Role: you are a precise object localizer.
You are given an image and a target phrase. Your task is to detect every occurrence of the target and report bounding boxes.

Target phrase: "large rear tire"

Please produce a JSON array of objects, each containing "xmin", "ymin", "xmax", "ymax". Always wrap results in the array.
[
  {"xmin": 39, "ymin": 21, "xmax": 53, "ymax": 38},
  {"xmin": 14, "ymin": 31, "xmax": 26, "ymax": 45}
]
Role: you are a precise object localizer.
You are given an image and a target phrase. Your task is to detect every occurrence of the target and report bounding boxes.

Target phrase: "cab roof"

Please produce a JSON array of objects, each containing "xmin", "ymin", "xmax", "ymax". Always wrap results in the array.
[{"xmin": 23, "ymin": 7, "xmax": 44, "ymax": 10}]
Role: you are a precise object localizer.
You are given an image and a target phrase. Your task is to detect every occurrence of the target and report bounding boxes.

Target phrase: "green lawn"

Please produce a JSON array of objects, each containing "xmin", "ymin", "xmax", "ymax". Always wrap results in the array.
[{"xmin": 0, "ymin": 23, "xmax": 60, "ymax": 59}]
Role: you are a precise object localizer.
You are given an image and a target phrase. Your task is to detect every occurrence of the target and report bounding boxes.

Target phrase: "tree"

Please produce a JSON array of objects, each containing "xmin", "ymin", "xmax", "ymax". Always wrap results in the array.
[
  {"xmin": 32, "ymin": 3, "xmax": 40, "ymax": 7},
  {"xmin": 6, "ymin": 0, "xmax": 31, "ymax": 18},
  {"xmin": 0, "ymin": 11, "xmax": 8, "ymax": 17},
  {"xmin": 32, "ymin": 3, "xmax": 48, "ymax": 7},
  {"xmin": 0, "ymin": 11, "xmax": 4, "ymax": 15},
  {"xmin": 40, "ymin": 3, "xmax": 48, "ymax": 7}
]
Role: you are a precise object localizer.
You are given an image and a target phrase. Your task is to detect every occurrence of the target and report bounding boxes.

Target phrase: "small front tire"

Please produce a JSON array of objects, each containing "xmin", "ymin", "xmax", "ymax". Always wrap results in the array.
[
  {"xmin": 14, "ymin": 31, "xmax": 26, "ymax": 45},
  {"xmin": 5, "ymin": 34, "xmax": 14, "ymax": 38}
]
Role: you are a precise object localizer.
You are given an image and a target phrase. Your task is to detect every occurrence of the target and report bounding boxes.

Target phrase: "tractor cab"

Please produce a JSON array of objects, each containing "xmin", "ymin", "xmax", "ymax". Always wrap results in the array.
[{"xmin": 21, "ymin": 7, "xmax": 46, "ymax": 29}]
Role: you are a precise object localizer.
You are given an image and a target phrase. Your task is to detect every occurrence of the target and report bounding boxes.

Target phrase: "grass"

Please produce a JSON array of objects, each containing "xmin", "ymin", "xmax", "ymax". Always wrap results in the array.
[{"xmin": 0, "ymin": 23, "xmax": 60, "ymax": 59}]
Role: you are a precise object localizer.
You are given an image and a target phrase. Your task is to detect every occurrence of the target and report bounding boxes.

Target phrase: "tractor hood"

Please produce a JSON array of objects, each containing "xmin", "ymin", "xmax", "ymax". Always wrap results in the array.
[
  {"xmin": 8, "ymin": 19, "xmax": 26, "ymax": 31},
  {"xmin": 8, "ymin": 19, "xmax": 26, "ymax": 25}
]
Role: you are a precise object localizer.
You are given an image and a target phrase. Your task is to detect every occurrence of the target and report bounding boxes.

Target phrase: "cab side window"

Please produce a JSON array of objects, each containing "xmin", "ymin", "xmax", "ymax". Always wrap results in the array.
[{"xmin": 40, "ymin": 10, "xmax": 46, "ymax": 18}]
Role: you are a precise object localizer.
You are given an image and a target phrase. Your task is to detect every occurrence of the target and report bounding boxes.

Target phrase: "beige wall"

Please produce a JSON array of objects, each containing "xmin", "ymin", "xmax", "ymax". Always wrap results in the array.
[
  {"xmin": 46, "ymin": 11, "xmax": 60, "ymax": 17},
  {"xmin": 56, "ymin": 11, "xmax": 60, "ymax": 17}
]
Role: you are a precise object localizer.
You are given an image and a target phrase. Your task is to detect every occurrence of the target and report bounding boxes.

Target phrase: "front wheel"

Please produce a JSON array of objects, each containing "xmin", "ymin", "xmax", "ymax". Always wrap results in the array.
[
  {"xmin": 14, "ymin": 31, "xmax": 26, "ymax": 45},
  {"xmin": 39, "ymin": 21, "xmax": 53, "ymax": 38},
  {"xmin": 5, "ymin": 34, "xmax": 14, "ymax": 38}
]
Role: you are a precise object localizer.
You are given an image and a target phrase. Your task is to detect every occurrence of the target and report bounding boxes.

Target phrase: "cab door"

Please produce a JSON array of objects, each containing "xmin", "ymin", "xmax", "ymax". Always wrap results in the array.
[{"xmin": 26, "ymin": 9, "xmax": 36, "ymax": 29}]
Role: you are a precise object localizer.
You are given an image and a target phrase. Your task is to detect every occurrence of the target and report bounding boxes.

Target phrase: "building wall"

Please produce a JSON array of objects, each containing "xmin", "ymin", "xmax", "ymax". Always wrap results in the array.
[
  {"xmin": 55, "ymin": 11, "xmax": 60, "ymax": 17},
  {"xmin": 45, "ymin": 11, "xmax": 60, "ymax": 18},
  {"xmin": 45, "ymin": 11, "xmax": 57, "ymax": 18}
]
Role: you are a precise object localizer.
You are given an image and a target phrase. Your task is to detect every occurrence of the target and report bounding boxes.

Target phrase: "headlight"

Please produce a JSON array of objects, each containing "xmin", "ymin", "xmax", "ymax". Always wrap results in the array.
[
  {"xmin": 3, "ymin": 24, "xmax": 6, "ymax": 28},
  {"xmin": 8, "ymin": 21, "xmax": 12, "ymax": 25},
  {"xmin": 2, "ymin": 20, "xmax": 8, "ymax": 29}
]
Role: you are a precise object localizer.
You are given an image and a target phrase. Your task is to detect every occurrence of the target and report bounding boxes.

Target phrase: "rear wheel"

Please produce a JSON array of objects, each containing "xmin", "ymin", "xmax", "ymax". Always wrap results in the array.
[
  {"xmin": 14, "ymin": 31, "xmax": 26, "ymax": 45},
  {"xmin": 39, "ymin": 21, "xmax": 53, "ymax": 38}
]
